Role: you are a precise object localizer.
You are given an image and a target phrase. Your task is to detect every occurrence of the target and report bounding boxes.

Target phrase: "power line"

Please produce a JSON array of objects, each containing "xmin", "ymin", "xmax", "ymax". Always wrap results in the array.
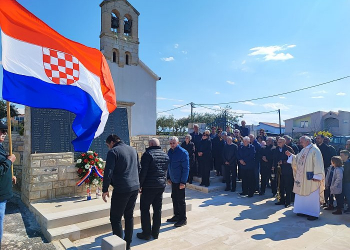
[
  {"xmin": 157, "ymin": 103, "xmax": 190, "ymax": 114},
  {"xmin": 229, "ymin": 110, "xmax": 278, "ymax": 115},
  {"xmin": 197, "ymin": 76, "xmax": 350, "ymax": 106}
]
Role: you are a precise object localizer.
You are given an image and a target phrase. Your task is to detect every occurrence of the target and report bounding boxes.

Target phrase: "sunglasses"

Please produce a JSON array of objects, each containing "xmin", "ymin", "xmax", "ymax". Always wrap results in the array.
[{"xmin": 1, "ymin": 129, "xmax": 7, "ymax": 134}]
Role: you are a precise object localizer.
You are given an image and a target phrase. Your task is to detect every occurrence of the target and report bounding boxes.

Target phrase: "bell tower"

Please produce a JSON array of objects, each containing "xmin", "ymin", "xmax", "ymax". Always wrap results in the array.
[{"xmin": 100, "ymin": 0, "xmax": 140, "ymax": 67}]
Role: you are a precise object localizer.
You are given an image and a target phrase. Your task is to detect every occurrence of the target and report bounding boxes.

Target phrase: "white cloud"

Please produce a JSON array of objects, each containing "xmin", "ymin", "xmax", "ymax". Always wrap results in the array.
[
  {"xmin": 279, "ymin": 96, "xmax": 286, "ymax": 99},
  {"xmin": 157, "ymin": 97, "xmax": 183, "ymax": 102},
  {"xmin": 311, "ymin": 96, "xmax": 324, "ymax": 99},
  {"xmin": 241, "ymin": 60, "xmax": 246, "ymax": 64},
  {"xmin": 249, "ymin": 44, "xmax": 296, "ymax": 61},
  {"xmin": 336, "ymin": 92, "xmax": 346, "ymax": 96},
  {"xmin": 226, "ymin": 80, "xmax": 235, "ymax": 85},
  {"xmin": 215, "ymin": 92, "xmax": 220, "ymax": 95},
  {"xmin": 182, "ymin": 51, "xmax": 188, "ymax": 54},
  {"xmin": 313, "ymin": 90, "xmax": 327, "ymax": 94},
  {"xmin": 243, "ymin": 101, "xmax": 255, "ymax": 106},
  {"xmin": 263, "ymin": 103, "xmax": 289, "ymax": 110},
  {"xmin": 161, "ymin": 57, "xmax": 174, "ymax": 62},
  {"xmin": 174, "ymin": 44, "xmax": 179, "ymax": 49}
]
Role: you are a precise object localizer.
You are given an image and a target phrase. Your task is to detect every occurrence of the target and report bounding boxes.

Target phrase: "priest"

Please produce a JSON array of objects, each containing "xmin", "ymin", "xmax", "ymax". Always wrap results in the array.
[{"xmin": 286, "ymin": 136, "xmax": 325, "ymax": 221}]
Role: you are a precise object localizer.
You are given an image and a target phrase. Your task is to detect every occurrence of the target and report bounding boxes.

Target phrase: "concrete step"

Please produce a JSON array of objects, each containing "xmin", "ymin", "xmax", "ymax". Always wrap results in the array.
[
  {"xmin": 41, "ymin": 195, "xmax": 172, "ymax": 230},
  {"xmin": 45, "ymin": 203, "xmax": 192, "ymax": 242}
]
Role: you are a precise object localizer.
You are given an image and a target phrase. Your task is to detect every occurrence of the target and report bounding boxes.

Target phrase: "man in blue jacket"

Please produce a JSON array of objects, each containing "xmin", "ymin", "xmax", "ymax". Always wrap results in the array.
[
  {"xmin": 237, "ymin": 136, "xmax": 256, "ymax": 197},
  {"xmin": 167, "ymin": 136, "xmax": 189, "ymax": 227}
]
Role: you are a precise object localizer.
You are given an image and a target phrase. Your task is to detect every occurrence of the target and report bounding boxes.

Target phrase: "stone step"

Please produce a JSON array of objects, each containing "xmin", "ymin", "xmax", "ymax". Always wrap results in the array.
[
  {"xmin": 45, "ymin": 203, "xmax": 192, "ymax": 242},
  {"xmin": 42, "ymin": 195, "xmax": 172, "ymax": 230}
]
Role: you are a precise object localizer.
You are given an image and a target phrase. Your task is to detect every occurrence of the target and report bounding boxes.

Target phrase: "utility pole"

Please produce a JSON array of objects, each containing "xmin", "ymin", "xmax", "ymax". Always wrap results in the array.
[
  {"xmin": 190, "ymin": 102, "xmax": 194, "ymax": 122},
  {"xmin": 278, "ymin": 109, "xmax": 282, "ymax": 135}
]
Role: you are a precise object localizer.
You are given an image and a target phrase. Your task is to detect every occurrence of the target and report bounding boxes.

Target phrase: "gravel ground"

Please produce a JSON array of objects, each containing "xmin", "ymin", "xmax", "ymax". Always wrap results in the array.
[{"xmin": 1, "ymin": 195, "xmax": 56, "ymax": 250}]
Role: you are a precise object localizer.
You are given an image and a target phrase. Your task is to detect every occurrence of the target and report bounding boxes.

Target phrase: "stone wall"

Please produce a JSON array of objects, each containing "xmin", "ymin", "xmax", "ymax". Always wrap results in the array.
[
  {"xmin": 130, "ymin": 135, "xmax": 186, "ymax": 158},
  {"xmin": 2, "ymin": 133, "xmax": 24, "ymax": 193},
  {"xmin": 21, "ymin": 153, "xmax": 86, "ymax": 205}
]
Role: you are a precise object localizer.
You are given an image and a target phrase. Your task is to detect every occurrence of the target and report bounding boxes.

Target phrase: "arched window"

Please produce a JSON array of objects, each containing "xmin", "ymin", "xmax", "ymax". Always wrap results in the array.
[
  {"xmin": 123, "ymin": 15, "xmax": 132, "ymax": 36},
  {"xmin": 112, "ymin": 49, "xmax": 119, "ymax": 64},
  {"xmin": 125, "ymin": 52, "xmax": 131, "ymax": 65},
  {"xmin": 111, "ymin": 11, "xmax": 120, "ymax": 33}
]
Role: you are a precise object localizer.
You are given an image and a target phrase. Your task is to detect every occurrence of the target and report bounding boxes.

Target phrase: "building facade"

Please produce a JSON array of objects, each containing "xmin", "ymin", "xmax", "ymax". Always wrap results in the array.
[
  {"xmin": 284, "ymin": 110, "xmax": 350, "ymax": 136},
  {"xmin": 254, "ymin": 122, "xmax": 285, "ymax": 135},
  {"xmin": 100, "ymin": 0, "xmax": 159, "ymax": 136}
]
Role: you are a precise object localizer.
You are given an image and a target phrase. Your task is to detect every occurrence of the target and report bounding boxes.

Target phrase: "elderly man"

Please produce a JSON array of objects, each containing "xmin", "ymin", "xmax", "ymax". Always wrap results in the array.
[
  {"xmin": 137, "ymin": 138, "xmax": 169, "ymax": 240},
  {"xmin": 181, "ymin": 135, "xmax": 195, "ymax": 184},
  {"xmin": 323, "ymin": 136, "xmax": 337, "ymax": 156},
  {"xmin": 167, "ymin": 136, "xmax": 189, "ymax": 227},
  {"xmin": 210, "ymin": 127, "xmax": 217, "ymax": 140},
  {"xmin": 237, "ymin": 136, "xmax": 256, "ymax": 197},
  {"xmin": 346, "ymin": 139, "xmax": 350, "ymax": 151},
  {"xmin": 286, "ymin": 136, "xmax": 325, "ymax": 220},
  {"xmin": 283, "ymin": 135, "xmax": 299, "ymax": 154},
  {"xmin": 249, "ymin": 134, "xmax": 261, "ymax": 192},
  {"xmin": 190, "ymin": 124, "xmax": 202, "ymax": 177},
  {"xmin": 223, "ymin": 136, "xmax": 238, "ymax": 191},
  {"xmin": 198, "ymin": 130, "xmax": 212, "ymax": 187},
  {"xmin": 260, "ymin": 137, "xmax": 275, "ymax": 196},
  {"xmin": 239, "ymin": 120, "xmax": 250, "ymax": 137},
  {"xmin": 102, "ymin": 135, "xmax": 140, "ymax": 250},
  {"xmin": 0, "ymin": 123, "xmax": 16, "ymax": 246},
  {"xmin": 212, "ymin": 129, "xmax": 225, "ymax": 176},
  {"xmin": 274, "ymin": 138, "xmax": 295, "ymax": 207}
]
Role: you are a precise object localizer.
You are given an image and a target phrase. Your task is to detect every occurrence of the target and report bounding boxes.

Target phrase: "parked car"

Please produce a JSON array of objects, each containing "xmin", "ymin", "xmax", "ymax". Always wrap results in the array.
[{"xmin": 329, "ymin": 136, "xmax": 350, "ymax": 154}]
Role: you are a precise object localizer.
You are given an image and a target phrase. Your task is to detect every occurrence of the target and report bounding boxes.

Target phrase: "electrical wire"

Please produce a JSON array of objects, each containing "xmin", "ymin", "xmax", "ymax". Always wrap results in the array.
[
  {"xmin": 157, "ymin": 103, "xmax": 190, "ymax": 114},
  {"xmin": 197, "ymin": 76, "xmax": 350, "ymax": 106}
]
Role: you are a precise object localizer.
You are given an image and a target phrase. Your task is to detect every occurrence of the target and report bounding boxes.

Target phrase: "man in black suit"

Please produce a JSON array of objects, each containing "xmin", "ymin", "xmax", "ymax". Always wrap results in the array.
[
  {"xmin": 190, "ymin": 124, "xmax": 202, "ymax": 176},
  {"xmin": 273, "ymin": 138, "xmax": 295, "ymax": 208},
  {"xmin": 260, "ymin": 137, "xmax": 275, "ymax": 196}
]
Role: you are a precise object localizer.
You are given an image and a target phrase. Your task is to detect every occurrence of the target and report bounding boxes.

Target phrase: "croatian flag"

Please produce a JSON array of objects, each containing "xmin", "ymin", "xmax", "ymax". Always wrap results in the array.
[{"xmin": 0, "ymin": 0, "xmax": 117, "ymax": 151}]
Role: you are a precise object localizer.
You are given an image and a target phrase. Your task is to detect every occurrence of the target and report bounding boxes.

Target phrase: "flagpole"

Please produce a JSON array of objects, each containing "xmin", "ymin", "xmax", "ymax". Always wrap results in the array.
[{"xmin": 6, "ymin": 101, "xmax": 13, "ymax": 177}]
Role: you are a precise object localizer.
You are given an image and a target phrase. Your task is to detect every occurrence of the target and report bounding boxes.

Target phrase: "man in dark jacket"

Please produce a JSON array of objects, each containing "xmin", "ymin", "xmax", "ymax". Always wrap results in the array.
[
  {"xmin": 237, "ymin": 136, "xmax": 256, "ymax": 197},
  {"xmin": 190, "ymin": 124, "xmax": 202, "ymax": 177},
  {"xmin": 212, "ymin": 129, "xmax": 225, "ymax": 176},
  {"xmin": 249, "ymin": 134, "xmax": 261, "ymax": 192},
  {"xmin": 181, "ymin": 135, "xmax": 195, "ymax": 184},
  {"xmin": 222, "ymin": 136, "xmax": 238, "ymax": 191},
  {"xmin": 137, "ymin": 138, "xmax": 169, "ymax": 240},
  {"xmin": 198, "ymin": 131, "xmax": 212, "ymax": 187},
  {"xmin": 0, "ymin": 123, "xmax": 16, "ymax": 246},
  {"xmin": 260, "ymin": 137, "xmax": 275, "ymax": 196},
  {"xmin": 284, "ymin": 135, "xmax": 299, "ymax": 154},
  {"xmin": 167, "ymin": 136, "xmax": 189, "ymax": 227},
  {"xmin": 102, "ymin": 135, "xmax": 140, "ymax": 250},
  {"xmin": 239, "ymin": 120, "xmax": 250, "ymax": 137},
  {"xmin": 273, "ymin": 138, "xmax": 295, "ymax": 207}
]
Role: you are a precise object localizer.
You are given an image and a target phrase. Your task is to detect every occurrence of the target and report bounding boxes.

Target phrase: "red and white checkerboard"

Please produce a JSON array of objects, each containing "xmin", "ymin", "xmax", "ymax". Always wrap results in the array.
[{"xmin": 42, "ymin": 47, "xmax": 79, "ymax": 85}]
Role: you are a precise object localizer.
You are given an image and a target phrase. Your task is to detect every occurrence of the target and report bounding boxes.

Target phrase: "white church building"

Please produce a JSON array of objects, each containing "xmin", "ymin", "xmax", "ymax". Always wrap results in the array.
[{"xmin": 100, "ymin": 0, "xmax": 159, "ymax": 136}]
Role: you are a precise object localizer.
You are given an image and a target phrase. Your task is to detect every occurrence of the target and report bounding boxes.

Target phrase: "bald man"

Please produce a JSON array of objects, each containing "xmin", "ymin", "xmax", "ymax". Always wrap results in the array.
[{"xmin": 137, "ymin": 138, "xmax": 170, "ymax": 240}]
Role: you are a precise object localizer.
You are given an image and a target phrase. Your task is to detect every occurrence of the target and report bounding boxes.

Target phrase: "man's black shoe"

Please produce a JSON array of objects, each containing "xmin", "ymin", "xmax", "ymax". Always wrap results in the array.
[
  {"xmin": 166, "ymin": 216, "xmax": 179, "ymax": 223},
  {"xmin": 231, "ymin": 189, "xmax": 236, "ymax": 192},
  {"xmin": 174, "ymin": 220, "xmax": 187, "ymax": 227},
  {"xmin": 136, "ymin": 233, "xmax": 151, "ymax": 240},
  {"xmin": 205, "ymin": 185, "xmax": 209, "ymax": 187},
  {"xmin": 152, "ymin": 233, "xmax": 159, "ymax": 239},
  {"xmin": 225, "ymin": 187, "xmax": 230, "ymax": 191},
  {"xmin": 199, "ymin": 183, "xmax": 204, "ymax": 186},
  {"xmin": 126, "ymin": 242, "xmax": 131, "ymax": 250},
  {"xmin": 285, "ymin": 204, "xmax": 291, "ymax": 208},
  {"xmin": 297, "ymin": 213, "xmax": 307, "ymax": 217},
  {"xmin": 259, "ymin": 192, "xmax": 265, "ymax": 196},
  {"xmin": 307, "ymin": 216, "xmax": 318, "ymax": 221},
  {"xmin": 247, "ymin": 194, "xmax": 253, "ymax": 198},
  {"xmin": 239, "ymin": 192, "xmax": 247, "ymax": 196},
  {"xmin": 275, "ymin": 202, "xmax": 284, "ymax": 205}
]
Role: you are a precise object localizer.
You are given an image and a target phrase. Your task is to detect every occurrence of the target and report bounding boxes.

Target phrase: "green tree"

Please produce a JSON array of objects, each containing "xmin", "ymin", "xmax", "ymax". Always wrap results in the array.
[{"xmin": 0, "ymin": 99, "xmax": 19, "ymax": 120}]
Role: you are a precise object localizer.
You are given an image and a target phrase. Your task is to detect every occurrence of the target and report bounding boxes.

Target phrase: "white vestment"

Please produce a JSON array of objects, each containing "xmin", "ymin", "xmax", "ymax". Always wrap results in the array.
[{"xmin": 287, "ymin": 144, "xmax": 325, "ymax": 217}]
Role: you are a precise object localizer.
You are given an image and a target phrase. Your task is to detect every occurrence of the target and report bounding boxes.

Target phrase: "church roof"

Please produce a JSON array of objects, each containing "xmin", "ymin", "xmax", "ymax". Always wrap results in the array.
[{"xmin": 139, "ymin": 60, "xmax": 160, "ymax": 81}]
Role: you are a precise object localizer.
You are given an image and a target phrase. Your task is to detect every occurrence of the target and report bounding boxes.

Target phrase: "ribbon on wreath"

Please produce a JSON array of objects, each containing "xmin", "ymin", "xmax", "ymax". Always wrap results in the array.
[{"xmin": 76, "ymin": 165, "xmax": 104, "ymax": 186}]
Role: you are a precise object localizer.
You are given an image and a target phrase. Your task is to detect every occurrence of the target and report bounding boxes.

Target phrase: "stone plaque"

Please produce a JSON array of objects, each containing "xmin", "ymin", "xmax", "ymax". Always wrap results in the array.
[{"xmin": 30, "ymin": 107, "xmax": 130, "ymax": 158}]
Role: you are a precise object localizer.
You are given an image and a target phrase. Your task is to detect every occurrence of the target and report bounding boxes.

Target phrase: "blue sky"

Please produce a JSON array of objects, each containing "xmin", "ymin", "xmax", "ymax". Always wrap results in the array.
[{"xmin": 1, "ymin": 0, "xmax": 349, "ymax": 125}]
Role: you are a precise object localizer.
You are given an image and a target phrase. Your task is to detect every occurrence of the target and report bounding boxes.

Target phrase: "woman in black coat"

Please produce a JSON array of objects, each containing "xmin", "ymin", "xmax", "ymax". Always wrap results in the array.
[
  {"xmin": 197, "ymin": 130, "xmax": 212, "ymax": 187},
  {"xmin": 181, "ymin": 135, "xmax": 195, "ymax": 184}
]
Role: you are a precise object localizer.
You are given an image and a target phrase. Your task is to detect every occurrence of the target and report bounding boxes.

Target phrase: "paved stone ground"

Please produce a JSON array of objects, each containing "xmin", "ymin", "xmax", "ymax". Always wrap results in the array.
[
  {"xmin": 1, "ymin": 195, "xmax": 56, "ymax": 250},
  {"xmin": 74, "ymin": 180, "xmax": 350, "ymax": 250}
]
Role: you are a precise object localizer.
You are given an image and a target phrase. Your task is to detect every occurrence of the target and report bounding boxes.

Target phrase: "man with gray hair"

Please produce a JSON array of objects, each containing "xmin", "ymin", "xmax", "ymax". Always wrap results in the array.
[
  {"xmin": 286, "ymin": 136, "xmax": 325, "ymax": 220},
  {"xmin": 283, "ymin": 135, "xmax": 299, "ymax": 154},
  {"xmin": 137, "ymin": 138, "xmax": 170, "ymax": 240},
  {"xmin": 167, "ymin": 136, "xmax": 189, "ymax": 227}
]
